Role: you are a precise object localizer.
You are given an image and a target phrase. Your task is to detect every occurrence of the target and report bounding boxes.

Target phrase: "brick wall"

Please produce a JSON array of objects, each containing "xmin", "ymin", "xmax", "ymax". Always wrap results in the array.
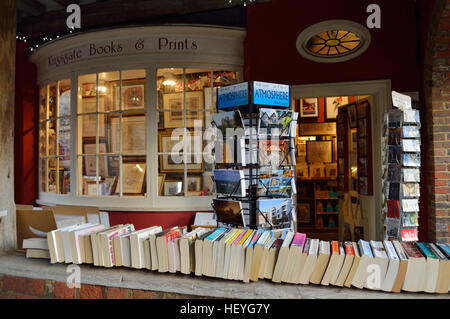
[
  {"xmin": 0, "ymin": 274, "xmax": 210, "ymax": 299},
  {"xmin": 424, "ymin": 0, "xmax": 450, "ymax": 243}
]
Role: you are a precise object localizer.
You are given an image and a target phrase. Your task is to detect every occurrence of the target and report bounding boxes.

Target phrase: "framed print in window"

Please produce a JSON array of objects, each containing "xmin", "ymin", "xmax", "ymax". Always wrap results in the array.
[
  {"xmin": 82, "ymin": 139, "xmax": 108, "ymax": 176},
  {"xmin": 158, "ymin": 173, "xmax": 166, "ymax": 196},
  {"xmin": 300, "ymin": 98, "xmax": 319, "ymax": 118},
  {"xmin": 158, "ymin": 132, "xmax": 203, "ymax": 172},
  {"xmin": 204, "ymin": 87, "xmax": 218, "ymax": 110},
  {"xmin": 81, "ymin": 113, "xmax": 106, "ymax": 138},
  {"xmin": 163, "ymin": 91, "xmax": 204, "ymax": 128},
  {"xmin": 108, "ymin": 113, "xmax": 145, "ymax": 154},
  {"xmin": 122, "ymin": 162, "xmax": 146, "ymax": 195},
  {"xmin": 121, "ymin": 82, "xmax": 145, "ymax": 109},
  {"xmin": 326, "ymin": 96, "xmax": 348, "ymax": 120},
  {"xmin": 164, "ymin": 180, "xmax": 183, "ymax": 196},
  {"xmin": 306, "ymin": 140, "xmax": 333, "ymax": 163},
  {"xmin": 187, "ymin": 175, "xmax": 202, "ymax": 192}
]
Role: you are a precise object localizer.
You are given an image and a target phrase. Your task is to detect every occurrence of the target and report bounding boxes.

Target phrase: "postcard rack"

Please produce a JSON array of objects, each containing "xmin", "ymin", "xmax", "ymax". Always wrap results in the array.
[
  {"xmin": 383, "ymin": 108, "xmax": 421, "ymax": 242},
  {"xmin": 212, "ymin": 81, "xmax": 297, "ymax": 230}
]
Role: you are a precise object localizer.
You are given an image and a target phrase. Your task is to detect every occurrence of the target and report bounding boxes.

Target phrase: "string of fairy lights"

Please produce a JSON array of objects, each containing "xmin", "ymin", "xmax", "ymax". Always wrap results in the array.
[{"xmin": 16, "ymin": 0, "xmax": 266, "ymax": 52}]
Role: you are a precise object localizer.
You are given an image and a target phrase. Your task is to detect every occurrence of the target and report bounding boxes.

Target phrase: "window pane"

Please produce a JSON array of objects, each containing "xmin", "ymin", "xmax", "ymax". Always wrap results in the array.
[
  {"xmin": 58, "ymin": 158, "xmax": 70, "ymax": 195},
  {"xmin": 78, "ymin": 114, "xmax": 98, "ymax": 145},
  {"xmin": 185, "ymin": 68, "xmax": 211, "ymax": 91},
  {"xmin": 39, "ymin": 122, "xmax": 47, "ymax": 157},
  {"xmin": 98, "ymin": 71, "xmax": 120, "ymax": 112},
  {"xmin": 58, "ymin": 79, "xmax": 71, "ymax": 117},
  {"xmin": 48, "ymin": 119, "xmax": 57, "ymax": 156},
  {"xmin": 78, "ymin": 73, "xmax": 96, "ymax": 114},
  {"xmin": 99, "ymin": 155, "xmax": 119, "ymax": 196},
  {"xmin": 49, "ymin": 83, "xmax": 57, "ymax": 119},
  {"xmin": 122, "ymin": 112, "xmax": 146, "ymax": 154},
  {"xmin": 78, "ymin": 155, "xmax": 97, "ymax": 195},
  {"xmin": 158, "ymin": 154, "xmax": 184, "ymax": 197},
  {"xmin": 157, "ymin": 68, "xmax": 183, "ymax": 98},
  {"xmin": 58, "ymin": 117, "xmax": 71, "ymax": 156},
  {"xmin": 40, "ymin": 159, "xmax": 47, "ymax": 192},
  {"xmin": 40, "ymin": 86, "xmax": 47, "ymax": 121},
  {"xmin": 122, "ymin": 156, "xmax": 146, "ymax": 196},
  {"xmin": 122, "ymin": 69, "xmax": 146, "ymax": 110},
  {"xmin": 106, "ymin": 112, "xmax": 121, "ymax": 154},
  {"xmin": 48, "ymin": 158, "xmax": 57, "ymax": 193}
]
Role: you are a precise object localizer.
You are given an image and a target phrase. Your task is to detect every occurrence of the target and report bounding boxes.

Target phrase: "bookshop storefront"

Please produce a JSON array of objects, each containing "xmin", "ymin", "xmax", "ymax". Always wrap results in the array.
[{"xmin": 28, "ymin": 25, "xmax": 245, "ymax": 227}]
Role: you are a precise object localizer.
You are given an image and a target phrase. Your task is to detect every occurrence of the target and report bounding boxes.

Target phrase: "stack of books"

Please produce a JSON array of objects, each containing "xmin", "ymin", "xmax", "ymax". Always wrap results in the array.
[
  {"xmin": 23, "ymin": 238, "xmax": 50, "ymax": 259},
  {"xmin": 40, "ymin": 223, "xmax": 450, "ymax": 294}
]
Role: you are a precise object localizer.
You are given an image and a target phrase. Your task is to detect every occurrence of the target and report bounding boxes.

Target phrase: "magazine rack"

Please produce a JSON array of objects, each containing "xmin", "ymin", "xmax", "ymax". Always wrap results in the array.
[{"xmin": 212, "ymin": 81, "xmax": 297, "ymax": 229}]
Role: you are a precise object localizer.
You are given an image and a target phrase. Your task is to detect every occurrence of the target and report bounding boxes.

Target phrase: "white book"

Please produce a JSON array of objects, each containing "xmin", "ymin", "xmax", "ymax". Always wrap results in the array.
[
  {"xmin": 381, "ymin": 240, "xmax": 400, "ymax": 292},
  {"xmin": 329, "ymin": 243, "xmax": 346, "ymax": 285},
  {"xmin": 70, "ymin": 224, "xmax": 105, "ymax": 264},
  {"xmin": 23, "ymin": 238, "xmax": 49, "ymax": 250},
  {"xmin": 130, "ymin": 226, "xmax": 162, "ymax": 269},
  {"xmin": 26, "ymin": 249, "xmax": 50, "ymax": 259},
  {"xmin": 351, "ymin": 240, "xmax": 374, "ymax": 289},
  {"xmin": 298, "ymin": 238, "xmax": 319, "ymax": 284},
  {"xmin": 367, "ymin": 240, "xmax": 389, "ymax": 290}
]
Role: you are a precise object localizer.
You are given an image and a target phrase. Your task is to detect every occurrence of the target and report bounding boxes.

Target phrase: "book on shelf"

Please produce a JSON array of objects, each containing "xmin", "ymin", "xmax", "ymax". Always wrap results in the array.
[
  {"xmin": 250, "ymin": 230, "xmax": 272, "ymax": 282},
  {"xmin": 215, "ymin": 228, "xmax": 240, "ymax": 278},
  {"xmin": 415, "ymin": 242, "xmax": 440, "ymax": 293},
  {"xmin": 201, "ymin": 227, "xmax": 229, "ymax": 277},
  {"xmin": 98, "ymin": 224, "xmax": 135, "ymax": 268},
  {"xmin": 223, "ymin": 229, "xmax": 244, "ymax": 279},
  {"xmin": 271, "ymin": 230, "xmax": 295, "ymax": 283},
  {"xmin": 130, "ymin": 226, "xmax": 162, "ymax": 269},
  {"xmin": 428, "ymin": 243, "xmax": 450, "ymax": 293},
  {"xmin": 367, "ymin": 240, "xmax": 389, "ymax": 290},
  {"xmin": 113, "ymin": 233, "xmax": 132, "ymax": 268},
  {"xmin": 329, "ymin": 242, "xmax": 346, "ymax": 286},
  {"xmin": 380, "ymin": 240, "xmax": 400, "ymax": 292},
  {"xmin": 298, "ymin": 238, "xmax": 319, "ymax": 285},
  {"xmin": 281, "ymin": 232, "xmax": 306, "ymax": 284},
  {"xmin": 335, "ymin": 242, "xmax": 355, "ymax": 287},
  {"xmin": 213, "ymin": 169, "xmax": 246, "ymax": 197},
  {"xmin": 26, "ymin": 248, "xmax": 50, "ymax": 259},
  {"xmin": 263, "ymin": 237, "xmax": 283, "ymax": 280},
  {"xmin": 232, "ymin": 229, "xmax": 254, "ymax": 281},
  {"xmin": 179, "ymin": 227, "xmax": 210, "ymax": 275},
  {"xmin": 309, "ymin": 240, "xmax": 331, "ymax": 285},
  {"xmin": 70, "ymin": 223, "xmax": 105, "ymax": 265},
  {"xmin": 23, "ymin": 238, "xmax": 49, "ymax": 250},
  {"xmin": 391, "ymin": 240, "xmax": 409, "ymax": 293},
  {"xmin": 400, "ymin": 241, "xmax": 426, "ymax": 292},
  {"xmin": 260, "ymin": 236, "xmax": 277, "ymax": 280},
  {"xmin": 211, "ymin": 228, "xmax": 232, "ymax": 277},
  {"xmin": 168, "ymin": 237, "xmax": 181, "ymax": 273},
  {"xmin": 156, "ymin": 226, "xmax": 186, "ymax": 273},
  {"xmin": 320, "ymin": 240, "xmax": 341, "ymax": 286},
  {"xmin": 290, "ymin": 238, "xmax": 311, "ymax": 284},
  {"xmin": 350, "ymin": 240, "xmax": 374, "ymax": 289},
  {"xmin": 243, "ymin": 229, "xmax": 263, "ymax": 283},
  {"xmin": 194, "ymin": 229, "xmax": 215, "ymax": 277},
  {"xmin": 344, "ymin": 242, "xmax": 360, "ymax": 288},
  {"xmin": 226, "ymin": 228, "xmax": 248, "ymax": 280}
]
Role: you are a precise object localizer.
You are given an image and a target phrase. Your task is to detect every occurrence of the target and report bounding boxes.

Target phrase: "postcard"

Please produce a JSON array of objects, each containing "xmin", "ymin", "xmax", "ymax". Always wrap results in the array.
[
  {"xmin": 387, "ymin": 200, "xmax": 401, "ymax": 219},
  {"xmin": 213, "ymin": 169, "xmax": 246, "ymax": 197},
  {"xmin": 402, "ymin": 183, "xmax": 420, "ymax": 198},
  {"xmin": 402, "ymin": 213, "xmax": 419, "ymax": 227},
  {"xmin": 402, "ymin": 139, "xmax": 421, "ymax": 152},
  {"xmin": 388, "ymin": 146, "xmax": 402, "ymax": 164},
  {"xmin": 211, "ymin": 110, "xmax": 245, "ymax": 137},
  {"xmin": 213, "ymin": 199, "xmax": 245, "ymax": 227},
  {"xmin": 387, "ymin": 164, "xmax": 402, "ymax": 182},
  {"xmin": 387, "ymin": 182, "xmax": 400, "ymax": 200},
  {"xmin": 258, "ymin": 140, "xmax": 292, "ymax": 167},
  {"xmin": 388, "ymin": 128, "xmax": 401, "ymax": 146},
  {"xmin": 402, "ymin": 198, "xmax": 419, "ymax": 212},
  {"xmin": 401, "ymin": 228, "xmax": 418, "ymax": 242},
  {"xmin": 403, "ymin": 153, "xmax": 421, "ymax": 167},
  {"xmin": 385, "ymin": 217, "xmax": 401, "ymax": 239},
  {"xmin": 403, "ymin": 168, "xmax": 420, "ymax": 182},
  {"xmin": 388, "ymin": 110, "xmax": 402, "ymax": 128},
  {"xmin": 258, "ymin": 108, "xmax": 297, "ymax": 136},
  {"xmin": 402, "ymin": 126, "xmax": 420, "ymax": 138},
  {"xmin": 403, "ymin": 109, "xmax": 420, "ymax": 123},
  {"xmin": 257, "ymin": 198, "xmax": 293, "ymax": 229}
]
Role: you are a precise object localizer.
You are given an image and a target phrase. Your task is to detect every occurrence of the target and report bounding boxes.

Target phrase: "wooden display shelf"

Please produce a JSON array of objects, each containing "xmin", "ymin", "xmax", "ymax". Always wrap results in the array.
[
  {"xmin": 315, "ymin": 211, "xmax": 339, "ymax": 215},
  {"xmin": 297, "ymin": 177, "xmax": 336, "ymax": 181}
]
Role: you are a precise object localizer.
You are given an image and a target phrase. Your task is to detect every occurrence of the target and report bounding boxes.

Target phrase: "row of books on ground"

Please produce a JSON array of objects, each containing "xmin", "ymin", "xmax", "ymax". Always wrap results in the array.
[{"xmin": 40, "ymin": 223, "xmax": 450, "ymax": 294}]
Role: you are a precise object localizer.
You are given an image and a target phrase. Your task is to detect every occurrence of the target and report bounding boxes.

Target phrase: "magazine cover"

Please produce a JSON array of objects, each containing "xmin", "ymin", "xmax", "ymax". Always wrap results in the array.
[
  {"xmin": 213, "ymin": 169, "xmax": 246, "ymax": 197},
  {"xmin": 258, "ymin": 108, "xmax": 297, "ymax": 136},
  {"xmin": 258, "ymin": 140, "xmax": 293, "ymax": 167},
  {"xmin": 257, "ymin": 198, "xmax": 293, "ymax": 229},
  {"xmin": 213, "ymin": 199, "xmax": 245, "ymax": 227}
]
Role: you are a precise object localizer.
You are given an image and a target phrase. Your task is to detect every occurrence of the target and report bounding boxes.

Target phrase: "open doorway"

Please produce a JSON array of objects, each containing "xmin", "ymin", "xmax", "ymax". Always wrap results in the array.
[{"xmin": 291, "ymin": 80, "xmax": 391, "ymax": 241}]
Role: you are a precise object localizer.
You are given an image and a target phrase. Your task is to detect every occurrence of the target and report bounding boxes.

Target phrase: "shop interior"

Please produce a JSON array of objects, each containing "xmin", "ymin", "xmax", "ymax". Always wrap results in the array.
[{"xmin": 295, "ymin": 95, "xmax": 372, "ymax": 241}]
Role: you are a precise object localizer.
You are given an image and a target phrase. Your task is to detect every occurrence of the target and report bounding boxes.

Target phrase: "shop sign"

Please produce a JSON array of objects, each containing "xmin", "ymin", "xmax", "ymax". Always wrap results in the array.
[
  {"xmin": 252, "ymin": 81, "xmax": 290, "ymax": 107},
  {"xmin": 217, "ymin": 82, "xmax": 249, "ymax": 109}
]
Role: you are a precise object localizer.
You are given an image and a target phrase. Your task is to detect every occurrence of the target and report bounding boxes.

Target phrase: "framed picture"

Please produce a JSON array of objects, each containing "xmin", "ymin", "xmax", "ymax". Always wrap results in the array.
[
  {"xmin": 121, "ymin": 82, "xmax": 145, "ymax": 109},
  {"xmin": 358, "ymin": 118, "xmax": 367, "ymax": 137},
  {"xmin": 358, "ymin": 138, "xmax": 368, "ymax": 156},
  {"xmin": 347, "ymin": 103, "xmax": 357, "ymax": 128},
  {"xmin": 108, "ymin": 113, "xmax": 145, "ymax": 154},
  {"xmin": 81, "ymin": 113, "xmax": 106, "ymax": 138},
  {"xmin": 187, "ymin": 175, "xmax": 202, "ymax": 192},
  {"xmin": 325, "ymin": 163, "xmax": 338, "ymax": 178},
  {"xmin": 357, "ymin": 100, "xmax": 369, "ymax": 118},
  {"xmin": 158, "ymin": 132, "xmax": 203, "ymax": 172},
  {"xmin": 82, "ymin": 139, "xmax": 108, "ymax": 176},
  {"xmin": 309, "ymin": 164, "xmax": 325, "ymax": 178},
  {"xmin": 82, "ymin": 82, "xmax": 96, "ymax": 97},
  {"xmin": 122, "ymin": 162, "xmax": 146, "ymax": 195},
  {"xmin": 102, "ymin": 176, "xmax": 118, "ymax": 196},
  {"xmin": 84, "ymin": 180, "xmax": 98, "ymax": 196},
  {"xmin": 299, "ymin": 122, "xmax": 336, "ymax": 136},
  {"xmin": 300, "ymin": 98, "xmax": 319, "ymax": 117},
  {"xmin": 296, "ymin": 164, "xmax": 309, "ymax": 178},
  {"xmin": 162, "ymin": 91, "xmax": 204, "ymax": 128},
  {"xmin": 326, "ymin": 96, "xmax": 348, "ymax": 120},
  {"xmin": 297, "ymin": 203, "xmax": 311, "ymax": 224},
  {"xmin": 359, "ymin": 177, "xmax": 369, "ymax": 195},
  {"xmin": 359, "ymin": 157, "xmax": 369, "ymax": 176},
  {"xmin": 158, "ymin": 173, "xmax": 166, "ymax": 196},
  {"xmin": 164, "ymin": 180, "xmax": 183, "ymax": 196},
  {"xmin": 306, "ymin": 140, "xmax": 333, "ymax": 163}
]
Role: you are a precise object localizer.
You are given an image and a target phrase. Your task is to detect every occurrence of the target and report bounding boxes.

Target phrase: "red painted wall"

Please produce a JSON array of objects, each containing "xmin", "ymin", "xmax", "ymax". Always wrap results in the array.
[
  {"xmin": 15, "ymin": 40, "xmax": 38, "ymax": 206},
  {"xmin": 245, "ymin": 0, "xmax": 420, "ymax": 92},
  {"xmin": 108, "ymin": 211, "xmax": 201, "ymax": 231}
]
